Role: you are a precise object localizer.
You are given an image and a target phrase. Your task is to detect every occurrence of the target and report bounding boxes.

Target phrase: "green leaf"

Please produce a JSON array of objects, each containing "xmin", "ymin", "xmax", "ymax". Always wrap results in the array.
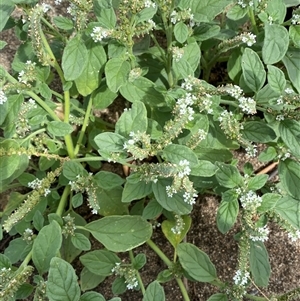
[
  {"xmin": 80, "ymin": 292, "xmax": 106, "ymax": 301},
  {"xmin": 267, "ymin": 65, "xmax": 286, "ymax": 94},
  {"xmin": 289, "ymin": 25, "xmax": 300, "ymax": 48},
  {"xmin": 265, "ymin": 0, "xmax": 286, "ymax": 24},
  {"xmin": 207, "ymin": 294, "xmax": 228, "ymax": 301},
  {"xmin": 191, "ymin": 0, "xmax": 232, "ymax": 22},
  {"xmin": 174, "ymin": 22, "xmax": 189, "ymax": 43},
  {"xmin": 143, "ymin": 281, "xmax": 165, "ymax": 301},
  {"xmin": 72, "ymin": 193, "xmax": 83, "ymax": 208},
  {"xmin": 53, "ymin": 16, "xmax": 74, "ymax": 30},
  {"xmin": 227, "ymin": 48, "xmax": 242, "ymax": 83},
  {"xmin": 173, "ymin": 58, "xmax": 194, "ymax": 79},
  {"xmin": 217, "ymin": 198, "xmax": 239, "ymax": 234},
  {"xmin": 0, "ymin": 254, "xmax": 11, "ymax": 269},
  {"xmin": 105, "ymin": 58, "xmax": 130, "ymax": 93},
  {"xmin": 80, "ymin": 250, "xmax": 120, "ymax": 276},
  {"xmin": 0, "ymin": 97, "xmax": 8, "ymax": 125},
  {"xmin": 177, "ymin": 243, "xmax": 217, "ymax": 282},
  {"xmin": 162, "ymin": 215, "xmax": 192, "ymax": 248},
  {"xmin": 46, "ymin": 257, "xmax": 80, "ymax": 301},
  {"xmin": 95, "ymin": 7, "xmax": 116, "ymax": 28},
  {"xmin": 71, "ymin": 233, "xmax": 91, "ymax": 251},
  {"xmin": 241, "ymin": 121, "xmax": 276, "ymax": 143},
  {"xmin": 247, "ymin": 174, "xmax": 269, "ymax": 191},
  {"xmin": 85, "ymin": 215, "xmax": 152, "ymax": 252},
  {"xmin": 0, "ymin": 0, "xmax": 14, "ymax": 32},
  {"xmin": 249, "ymin": 241, "xmax": 271, "ymax": 287},
  {"xmin": 142, "ymin": 199, "xmax": 163, "ymax": 220},
  {"xmin": 92, "ymin": 80, "xmax": 118, "ymax": 109},
  {"xmin": 0, "ymin": 154, "xmax": 20, "ymax": 182},
  {"xmin": 133, "ymin": 253, "xmax": 147, "ymax": 270},
  {"xmin": 122, "ymin": 180, "xmax": 152, "ymax": 203},
  {"xmin": 279, "ymin": 119, "xmax": 300, "ymax": 159},
  {"xmin": 279, "ymin": 159, "xmax": 300, "ymax": 200},
  {"xmin": 258, "ymin": 146, "xmax": 277, "ymax": 163},
  {"xmin": 94, "ymin": 132, "xmax": 127, "ymax": 153},
  {"xmin": 258, "ymin": 193, "xmax": 281, "ymax": 213},
  {"xmin": 136, "ymin": 6, "xmax": 157, "ymax": 24},
  {"xmin": 4, "ymin": 238, "xmax": 29, "ymax": 264},
  {"xmin": 94, "ymin": 171, "xmax": 125, "ymax": 190},
  {"xmin": 226, "ymin": 4, "xmax": 247, "ymax": 20},
  {"xmin": 112, "ymin": 277, "xmax": 127, "ymax": 295},
  {"xmin": 215, "ymin": 163, "xmax": 243, "ymax": 188},
  {"xmin": 120, "ymin": 76, "xmax": 165, "ymax": 106},
  {"xmin": 97, "ymin": 187, "xmax": 128, "ymax": 216},
  {"xmin": 191, "ymin": 160, "xmax": 217, "ymax": 177},
  {"xmin": 152, "ymin": 179, "xmax": 192, "ymax": 215},
  {"xmin": 32, "ymin": 221, "xmax": 62, "ymax": 275},
  {"xmin": 274, "ymin": 196, "xmax": 300, "ymax": 228},
  {"xmin": 75, "ymin": 41, "xmax": 106, "ymax": 96},
  {"xmin": 182, "ymin": 42, "xmax": 201, "ymax": 72},
  {"xmin": 163, "ymin": 144, "xmax": 198, "ymax": 168},
  {"xmin": 33, "ymin": 210, "xmax": 44, "ymax": 231},
  {"xmin": 47, "ymin": 121, "xmax": 73, "ymax": 136},
  {"xmin": 63, "ymin": 161, "xmax": 86, "ymax": 181},
  {"xmin": 242, "ymin": 48, "xmax": 266, "ymax": 92},
  {"xmin": 282, "ymin": 48, "xmax": 300, "ymax": 93},
  {"xmin": 262, "ymin": 24, "xmax": 289, "ymax": 64},
  {"xmin": 115, "ymin": 101, "xmax": 148, "ymax": 136},
  {"xmin": 80, "ymin": 267, "xmax": 105, "ymax": 292},
  {"xmin": 62, "ymin": 36, "xmax": 88, "ymax": 81},
  {"xmin": 16, "ymin": 283, "xmax": 34, "ymax": 299}
]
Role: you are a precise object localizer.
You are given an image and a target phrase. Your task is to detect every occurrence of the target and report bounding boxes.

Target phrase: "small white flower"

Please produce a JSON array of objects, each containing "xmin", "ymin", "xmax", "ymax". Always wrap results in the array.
[
  {"xmin": 0, "ymin": 89, "xmax": 7, "ymax": 105},
  {"xmin": 41, "ymin": 3, "xmax": 51, "ymax": 13},
  {"xmin": 284, "ymin": 88, "xmax": 294, "ymax": 94},
  {"xmin": 291, "ymin": 14, "xmax": 300, "ymax": 25},
  {"xmin": 44, "ymin": 188, "xmax": 51, "ymax": 197},
  {"xmin": 54, "ymin": 0, "xmax": 62, "ymax": 4},
  {"xmin": 276, "ymin": 114, "xmax": 285, "ymax": 121},
  {"xmin": 241, "ymin": 32, "xmax": 256, "ymax": 47},
  {"xmin": 91, "ymin": 26, "xmax": 111, "ymax": 42},
  {"xmin": 288, "ymin": 230, "xmax": 300, "ymax": 242},
  {"xmin": 91, "ymin": 209, "xmax": 98, "ymax": 214},
  {"xmin": 172, "ymin": 46, "xmax": 184, "ymax": 62},
  {"xmin": 144, "ymin": 0, "xmax": 156, "ymax": 8},
  {"xmin": 250, "ymin": 226, "xmax": 270, "ymax": 242}
]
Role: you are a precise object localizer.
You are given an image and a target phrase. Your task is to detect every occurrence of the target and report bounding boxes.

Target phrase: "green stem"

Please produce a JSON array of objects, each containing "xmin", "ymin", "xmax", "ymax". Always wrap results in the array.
[
  {"xmin": 56, "ymin": 185, "xmax": 71, "ymax": 217},
  {"xmin": 41, "ymin": 17, "xmax": 66, "ymax": 41},
  {"xmin": 74, "ymin": 97, "xmax": 93, "ymax": 156},
  {"xmin": 248, "ymin": 7, "xmax": 259, "ymax": 35},
  {"xmin": 175, "ymin": 278, "xmax": 190, "ymax": 301},
  {"xmin": 129, "ymin": 250, "xmax": 146, "ymax": 295},
  {"xmin": 20, "ymin": 128, "xmax": 46, "ymax": 145},
  {"xmin": 150, "ymin": 33, "xmax": 167, "ymax": 63},
  {"xmin": 245, "ymin": 294, "xmax": 268, "ymax": 301},
  {"xmin": 146, "ymin": 239, "xmax": 172, "ymax": 266},
  {"xmin": 72, "ymin": 156, "xmax": 104, "ymax": 163},
  {"xmin": 20, "ymin": 250, "xmax": 33, "ymax": 269}
]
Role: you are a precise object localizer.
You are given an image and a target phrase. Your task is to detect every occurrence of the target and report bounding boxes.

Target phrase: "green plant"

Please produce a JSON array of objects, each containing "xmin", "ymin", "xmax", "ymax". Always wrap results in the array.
[{"xmin": 1, "ymin": 0, "xmax": 300, "ymax": 300}]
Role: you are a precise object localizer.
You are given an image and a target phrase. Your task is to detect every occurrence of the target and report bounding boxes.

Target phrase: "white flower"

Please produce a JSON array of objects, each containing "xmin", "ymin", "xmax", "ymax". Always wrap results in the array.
[
  {"xmin": 41, "ymin": 3, "xmax": 51, "ymax": 13},
  {"xmin": 237, "ymin": 0, "xmax": 247, "ymax": 8},
  {"xmin": 238, "ymin": 96, "xmax": 256, "ymax": 114},
  {"xmin": 241, "ymin": 32, "xmax": 256, "ymax": 46},
  {"xmin": 144, "ymin": 0, "xmax": 156, "ymax": 8},
  {"xmin": 183, "ymin": 191, "xmax": 197, "ymax": 205},
  {"xmin": 0, "ymin": 89, "xmax": 7, "ymax": 105},
  {"xmin": 288, "ymin": 230, "xmax": 300, "ymax": 242},
  {"xmin": 44, "ymin": 188, "xmax": 51, "ymax": 197},
  {"xmin": 276, "ymin": 114, "xmax": 285, "ymax": 121},
  {"xmin": 250, "ymin": 226, "xmax": 270, "ymax": 242},
  {"xmin": 225, "ymin": 85, "xmax": 243, "ymax": 99},
  {"xmin": 239, "ymin": 190, "xmax": 262, "ymax": 211},
  {"xmin": 28, "ymin": 178, "xmax": 43, "ymax": 189},
  {"xmin": 284, "ymin": 88, "xmax": 294, "ymax": 94},
  {"xmin": 91, "ymin": 26, "xmax": 111, "ymax": 42},
  {"xmin": 178, "ymin": 160, "xmax": 191, "ymax": 178},
  {"xmin": 245, "ymin": 144, "xmax": 257, "ymax": 158},
  {"xmin": 91, "ymin": 209, "xmax": 98, "ymax": 214},
  {"xmin": 172, "ymin": 46, "xmax": 184, "ymax": 62},
  {"xmin": 292, "ymin": 14, "xmax": 300, "ymax": 25},
  {"xmin": 54, "ymin": 0, "xmax": 62, "ymax": 4},
  {"xmin": 233, "ymin": 269, "xmax": 249, "ymax": 286}
]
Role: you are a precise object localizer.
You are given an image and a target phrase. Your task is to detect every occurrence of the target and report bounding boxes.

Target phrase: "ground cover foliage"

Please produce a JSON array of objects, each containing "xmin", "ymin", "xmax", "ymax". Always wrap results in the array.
[{"xmin": 0, "ymin": 0, "xmax": 300, "ymax": 300}]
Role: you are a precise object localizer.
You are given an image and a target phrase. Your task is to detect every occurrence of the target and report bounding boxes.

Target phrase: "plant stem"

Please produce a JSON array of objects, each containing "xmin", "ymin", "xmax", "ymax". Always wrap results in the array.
[
  {"xmin": 20, "ymin": 128, "xmax": 46, "ymax": 145},
  {"xmin": 74, "ymin": 97, "xmax": 93, "ymax": 156},
  {"xmin": 129, "ymin": 250, "xmax": 146, "ymax": 295},
  {"xmin": 72, "ymin": 156, "xmax": 104, "ymax": 162},
  {"xmin": 146, "ymin": 239, "xmax": 172, "ymax": 266},
  {"xmin": 175, "ymin": 278, "xmax": 190, "ymax": 301},
  {"xmin": 56, "ymin": 185, "xmax": 71, "ymax": 216},
  {"xmin": 248, "ymin": 7, "xmax": 259, "ymax": 35}
]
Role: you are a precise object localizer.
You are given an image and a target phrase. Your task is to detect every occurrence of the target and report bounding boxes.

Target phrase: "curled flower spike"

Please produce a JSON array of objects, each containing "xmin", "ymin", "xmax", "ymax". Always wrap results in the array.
[{"xmin": 0, "ymin": 89, "xmax": 7, "ymax": 105}]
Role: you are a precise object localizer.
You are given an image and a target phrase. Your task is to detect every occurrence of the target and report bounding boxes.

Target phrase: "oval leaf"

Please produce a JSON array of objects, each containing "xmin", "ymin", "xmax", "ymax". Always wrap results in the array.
[
  {"xmin": 177, "ymin": 243, "xmax": 217, "ymax": 282},
  {"xmin": 46, "ymin": 257, "xmax": 80, "ymax": 301},
  {"xmin": 84, "ymin": 216, "xmax": 152, "ymax": 252},
  {"xmin": 143, "ymin": 281, "xmax": 165, "ymax": 301}
]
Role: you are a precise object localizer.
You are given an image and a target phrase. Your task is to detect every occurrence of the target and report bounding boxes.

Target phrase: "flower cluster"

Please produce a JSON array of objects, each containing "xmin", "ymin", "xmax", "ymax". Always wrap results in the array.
[
  {"xmin": 239, "ymin": 190, "xmax": 262, "ymax": 211},
  {"xmin": 111, "ymin": 263, "xmax": 138, "ymax": 290},
  {"xmin": 23, "ymin": 228, "xmax": 34, "ymax": 243},
  {"xmin": 170, "ymin": 8, "xmax": 194, "ymax": 26},
  {"xmin": 129, "ymin": 68, "xmax": 142, "ymax": 82},
  {"xmin": 144, "ymin": 0, "xmax": 156, "ymax": 8},
  {"xmin": 123, "ymin": 131, "xmax": 152, "ymax": 160},
  {"xmin": 249, "ymin": 225, "xmax": 270, "ymax": 242},
  {"xmin": 17, "ymin": 60, "xmax": 37, "ymax": 85},
  {"xmin": 91, "ymin": 26, "xmax": 113, "ymax": 42},
  {"xmin": 171, "ymin": 215, "xmax": 185, "ymax": 234},
  {"xmin": 198, "ymin": 94, "xmax": 213, "ymax": 114},
  {"xmin": 238, "ymin": 96, "xmax": 256, "ymax": 114},
  {"xmin": 240, "ymin": 32, "xmax": 256, "ymax": 47},
  {"xmin": 28, "ymin": 177, "xmax": 51, "ymax": 197},
  {"xmin": 0, "ymin": 89, "xmax": 7, "ymax": 105},
  {"xmin": 61, "ymin": 214, "xmax": 76, "ymax": 238},
  {"xmin": 245, "ymin": 144, "xmax": 258, "ymax": 158},
  {"xmin": 233, "ymin": 269, "xmax": 249, "ymax": 286},
  {"xmin": 172, "ymin": 46, "xmax": 184, "ymax": 62},
  {"xmin": 176, "ymin": 93, "xmax": 196, "ymax": 121},
  {"xmin": 218, "ymin": 110, "xmax": 244, "ymax": 140},
  {"xmin": 287, "ymin": 230, "xmax": 300, "ymax": 242},
  {"xmin": 69, "ymin": 173, "xmax": 100, "ymax": 214},
  {"xmin": 291, "ymin": 12, "xmax": 300, "ymax": 25}
]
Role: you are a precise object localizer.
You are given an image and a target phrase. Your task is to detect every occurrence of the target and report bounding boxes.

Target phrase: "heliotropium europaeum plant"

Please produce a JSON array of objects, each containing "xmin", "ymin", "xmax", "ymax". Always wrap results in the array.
[{"xmin": 0, "ymin": 0, "xmax": 300, "ymax": 300}]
